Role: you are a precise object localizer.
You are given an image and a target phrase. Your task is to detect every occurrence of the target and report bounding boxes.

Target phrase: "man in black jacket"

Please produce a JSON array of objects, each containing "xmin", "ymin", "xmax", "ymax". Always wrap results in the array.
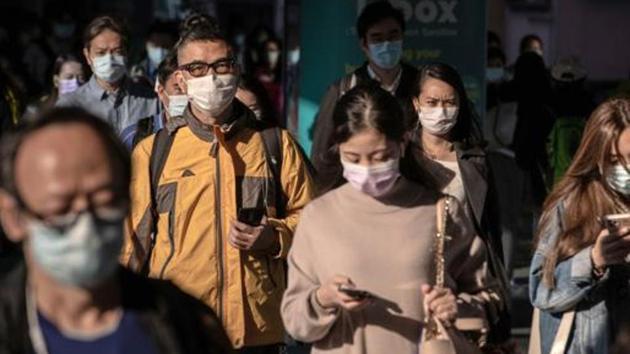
[
  {"xmin": 310, "ymin": 1, "xmax": 419, "ymax": 182},
  {"xmin": 0, "ymin": 107, "xmax": 232, "ymax": 354}
]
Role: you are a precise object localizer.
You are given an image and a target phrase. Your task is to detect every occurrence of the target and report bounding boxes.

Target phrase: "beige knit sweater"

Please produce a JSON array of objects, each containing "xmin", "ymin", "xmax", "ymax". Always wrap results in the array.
[{"xmin": 281, "ymin": 179, "xmax": 500, "ymax": 354}]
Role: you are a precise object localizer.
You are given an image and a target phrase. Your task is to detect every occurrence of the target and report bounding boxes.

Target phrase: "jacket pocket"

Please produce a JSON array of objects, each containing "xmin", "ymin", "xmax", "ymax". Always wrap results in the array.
[
  {"xmin": 243, "ymin": 255, "xmax": 283, "ymax": 305},
  {"xmin": 238, "ymin": 176, "xmax": 277, "ymax": 213},
  {"xmin": 153, "ymin": 182, "xmax": 177, "ymax": 279}
]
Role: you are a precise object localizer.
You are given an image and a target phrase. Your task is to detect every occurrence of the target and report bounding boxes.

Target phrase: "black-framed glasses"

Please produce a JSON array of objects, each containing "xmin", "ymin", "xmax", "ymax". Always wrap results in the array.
[
  {"xmin": 37, "ymin": 207, "xmax": 126, "ymax": 232},
  {"xmin": 16, "ymin": 194, "xmax": 127, "ymax": 232},
  {"xmin": 179, "ymin": 57, "xmax": 237, "ymax": 77}
]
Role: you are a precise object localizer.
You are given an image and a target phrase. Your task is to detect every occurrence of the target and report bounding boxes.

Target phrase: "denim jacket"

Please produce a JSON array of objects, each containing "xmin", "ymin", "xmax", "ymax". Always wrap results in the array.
[{"xmin": 529, "ymin": 203, "xmax": 630, "ymax": 353}]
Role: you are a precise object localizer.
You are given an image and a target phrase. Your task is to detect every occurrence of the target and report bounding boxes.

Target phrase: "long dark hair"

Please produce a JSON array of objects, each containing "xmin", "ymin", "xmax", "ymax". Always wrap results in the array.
[
  {"xmin": 318, "ymin": 83, "xmax": 437, "ymax": 194},
  {"xmin": 411, "ymin": 62, "xmax": 483, "ymax": 149},
  {"xmin": 537, "ymin": 98, "xmax": 630, "ymax": 287}
]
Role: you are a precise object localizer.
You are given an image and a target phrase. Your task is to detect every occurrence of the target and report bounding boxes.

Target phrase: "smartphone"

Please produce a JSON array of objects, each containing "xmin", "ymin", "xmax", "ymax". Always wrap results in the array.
[
  {"xmin": 237, "ymin": 208, "xmax": 265, "ymax": 226},
  {"xmin": 338, "ymin": 284, "xmax": 374, "ymax": 300},
  {"xmin": 599, "ymin": 213, "xmax": 630, "ymax": 234}
]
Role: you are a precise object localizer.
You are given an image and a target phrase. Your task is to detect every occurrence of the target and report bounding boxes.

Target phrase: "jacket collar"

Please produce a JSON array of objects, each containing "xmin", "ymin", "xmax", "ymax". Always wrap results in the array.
[
  {"xmin": 355, "ymin": 61, "xmax": 418, "ymax": 97},
  {"xmin": 86, "ymin": 75, "xmax": 130, "ymax": 103},
  {"xmin": 456, "ymin": 143, "xmax": 486, "ymax": 159},
  {"xmin": 455, "ymin": 144, "xmax": 488, "ymax": 228},
  {"xmin": 413, "ymin": 131, "xmax": 489, "ymax": 227},
  {"xmin": 166, "ymin": 100, "xmax": 253, "ymax": 142}
]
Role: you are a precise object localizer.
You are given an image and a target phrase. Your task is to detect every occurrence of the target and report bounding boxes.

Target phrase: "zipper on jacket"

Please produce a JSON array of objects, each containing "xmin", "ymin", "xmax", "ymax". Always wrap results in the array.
[
  {"xmin": 212, "ymin": 141, "xmax": 225, "ymax": 321},
  {"xmin": 158, "ymin": 210, "xmax": 176, "ymax": 279}
]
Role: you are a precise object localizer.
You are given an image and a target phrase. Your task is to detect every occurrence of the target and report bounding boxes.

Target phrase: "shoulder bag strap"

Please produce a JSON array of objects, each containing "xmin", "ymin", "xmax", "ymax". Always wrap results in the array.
[
  {"xmin": 551, "ymin": 310, "xmax": 576, "ymax": 354},
  {"xmin": 435, "ymin": 196, "xmax": 450, "ymax": 287},
  {"xmin": 528, "ymin": 308, "xmax": 575, "ymax": 354}
]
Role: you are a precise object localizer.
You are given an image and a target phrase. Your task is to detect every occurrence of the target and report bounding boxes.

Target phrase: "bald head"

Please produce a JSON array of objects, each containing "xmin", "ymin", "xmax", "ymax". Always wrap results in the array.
[
  {"xmin": 0, "ymin": 108, "xmax": 129, "ymax": 243},
  {"xmin": 15, "ymin": 123, "xmax": 120, "ymax": 218}
]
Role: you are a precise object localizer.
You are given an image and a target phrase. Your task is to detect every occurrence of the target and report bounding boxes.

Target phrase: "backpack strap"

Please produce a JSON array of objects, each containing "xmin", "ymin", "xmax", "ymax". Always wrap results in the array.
[
  {"xmin": 149, "ymin": 129, "xmax": 175, "ymax": 194},
  {"xmin": 140, "ymin": 128, "xmax": 175, "ymax": 275},
  {"xmin": 259, "ymin": 127, "xmax": 317, "ymax": 218},
  {"xmin": 132, "ymin": 116, "xmax": 155, "ymax": 149},
  {"xmin": 260, "ymin": 127, "xmax": 286, "ymax": 218}
]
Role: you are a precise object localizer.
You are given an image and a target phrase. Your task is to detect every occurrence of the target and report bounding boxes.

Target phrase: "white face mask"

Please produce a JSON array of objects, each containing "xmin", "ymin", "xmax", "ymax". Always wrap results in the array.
[
  {"xmin": 91, "ymin": 54, "xmax": 126, "ymax": 83},
  {"xmin": 607, "ymin": 164, "xmax": 630, "ymax": 196},
  {"xmin": 418, "ymin": 106, "xmax": 459, "ymax": 136},
  {"xmin": 27, "ymin": 211, "xmax": 124, "ymax": 288},
  {"xmin": 186, "ymin": 74, "xmax": 239, "ymax": 117},
  {"xmin": 166, "ymin": 94, "xmax": 188, "ymax": 117}
]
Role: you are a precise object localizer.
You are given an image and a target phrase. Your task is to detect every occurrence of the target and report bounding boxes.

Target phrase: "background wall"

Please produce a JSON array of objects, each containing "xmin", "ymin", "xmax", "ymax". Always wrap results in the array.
[{"xmin": 491, "ymin": 0, "xmax": 630, "ymax": 80}]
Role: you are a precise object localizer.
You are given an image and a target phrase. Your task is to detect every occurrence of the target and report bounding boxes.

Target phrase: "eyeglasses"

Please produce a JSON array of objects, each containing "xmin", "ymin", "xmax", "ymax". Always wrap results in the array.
[
  {"xmin": 179, "ymin": 57, "xmax": 237, "ymax": 77},
  {"xmin": 23, "ymin": 204, "xmax": 126, "ymax": 232}
]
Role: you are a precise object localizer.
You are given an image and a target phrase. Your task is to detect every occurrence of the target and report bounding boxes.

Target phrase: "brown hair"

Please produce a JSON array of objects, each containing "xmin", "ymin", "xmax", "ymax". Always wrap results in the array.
[
  {"xmin": 83, "ymin": 16, "xmax": 128, "ymax": 50},
  {"xmin": 537, "ymin": 98, "xmax": 630, "ymax": 287}
]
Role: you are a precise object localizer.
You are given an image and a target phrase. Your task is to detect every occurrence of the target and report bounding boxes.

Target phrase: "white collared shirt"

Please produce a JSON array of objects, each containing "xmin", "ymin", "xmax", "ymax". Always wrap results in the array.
[{"xmin": 367, "ymin": 65, "xmax": 402, "ymax": 94}]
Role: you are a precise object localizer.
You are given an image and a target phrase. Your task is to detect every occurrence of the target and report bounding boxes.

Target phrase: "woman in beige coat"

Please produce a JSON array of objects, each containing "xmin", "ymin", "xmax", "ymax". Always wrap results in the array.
[{"xmin": 281, "ymin": 84, "xmax": 501, "ymax": 353}]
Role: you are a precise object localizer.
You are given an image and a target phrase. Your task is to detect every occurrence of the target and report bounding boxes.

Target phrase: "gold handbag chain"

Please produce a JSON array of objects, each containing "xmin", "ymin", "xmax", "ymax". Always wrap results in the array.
[
  {"xmin": 435, "ymin": 197, "xmax": 450, "ymax": 288},
  {"xmin": 424, "ymin": 197, "xmax": 451, "ymax": 341}
]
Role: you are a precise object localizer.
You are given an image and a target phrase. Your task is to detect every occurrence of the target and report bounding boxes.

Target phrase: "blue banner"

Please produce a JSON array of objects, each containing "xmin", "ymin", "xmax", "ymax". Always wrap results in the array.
[{"xmin": 298, "ymin": 0, "xmax": 487, "ymax": 153}]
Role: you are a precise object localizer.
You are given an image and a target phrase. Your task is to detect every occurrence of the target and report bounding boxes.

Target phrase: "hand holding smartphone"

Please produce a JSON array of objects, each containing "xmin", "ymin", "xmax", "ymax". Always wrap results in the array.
[
  {"xmin": 594, "ymin": 213, "xmax": 630, "ymax": 268},
  {"xmin": 338, "ymin": 284, "xmax": 374, "ymax": 300},
  {"xmin": 237, "ymin": 208, "xmax": 265, "ymax": 226},
  {"xmin": 598, "ymin": 213, "xmax": 630, "ymax": 235}
]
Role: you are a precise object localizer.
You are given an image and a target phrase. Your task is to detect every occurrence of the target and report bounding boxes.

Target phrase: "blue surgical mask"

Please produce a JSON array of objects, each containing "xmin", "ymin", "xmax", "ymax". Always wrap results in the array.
[
  {"xmin": 607, "ymin": 164, "xmax": 630, "ymax": 196},
  {"xmin": 27, "ymin": 211, "xmax": 124, "ymax": 288},
  {"xmin": 146, "ymin": 44, "xmax": 168, "ymax": 67},
  {"xmin": 92, "ymin": 54, "xmax": 126, "ymax": 83},
  {"xmin": 486, "ymin": 67, "xmax": 505, "ymax": 83},
  {"xmin": 368, "ymin": 40, "xmax": 403, "ymax": 70}
]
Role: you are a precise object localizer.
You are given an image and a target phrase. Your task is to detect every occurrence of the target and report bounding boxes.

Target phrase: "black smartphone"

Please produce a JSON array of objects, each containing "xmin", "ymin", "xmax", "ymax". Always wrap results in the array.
[
  {"xmin": 338, "ymin": 284, "xmax": 373, "ymax": 300},
  {"xmin": 237, "ymin": 208, "xmax": 265, "ymax": 226}
]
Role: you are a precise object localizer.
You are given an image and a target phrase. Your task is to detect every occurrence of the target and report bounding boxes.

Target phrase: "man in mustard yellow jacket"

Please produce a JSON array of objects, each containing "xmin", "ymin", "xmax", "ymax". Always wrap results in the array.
[{"xmin": 121, "ymin": 25, "xmax": 314, "ymax": 352}]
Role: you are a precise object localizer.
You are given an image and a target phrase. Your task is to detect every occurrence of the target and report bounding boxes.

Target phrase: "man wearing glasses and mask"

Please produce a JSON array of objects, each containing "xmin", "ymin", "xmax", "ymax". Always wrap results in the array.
[
  {"xmin": 121, "ymin": 24, "xmax": 314, "ymax": 353},
  {"xmin": 0, "ymin": 108, "xmax": 231, "ymax": 354}
]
